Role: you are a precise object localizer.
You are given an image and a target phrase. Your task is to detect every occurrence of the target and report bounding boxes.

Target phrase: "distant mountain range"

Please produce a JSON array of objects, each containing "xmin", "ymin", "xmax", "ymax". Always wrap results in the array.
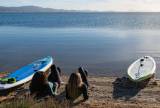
[{"xmin": 0, "ymin": 6, "xmax": 84, "ymax": 13}]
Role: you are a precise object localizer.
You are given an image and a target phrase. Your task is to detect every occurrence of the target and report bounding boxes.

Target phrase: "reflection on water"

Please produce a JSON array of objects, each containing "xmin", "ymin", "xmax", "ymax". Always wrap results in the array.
[{"xmin": 0, "ymin": 27, "xmax": 160, "ymax": 77}]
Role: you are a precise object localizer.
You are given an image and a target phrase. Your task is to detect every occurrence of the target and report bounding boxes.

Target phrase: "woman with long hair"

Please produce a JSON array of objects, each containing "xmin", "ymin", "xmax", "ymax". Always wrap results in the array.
[
  {"xmin": 29, "ymin": 71, "xmax": 55, "ymax": 98},
  {"xmin": 65, "ymin": 72, "xmax": 89, "ymax": 101}
]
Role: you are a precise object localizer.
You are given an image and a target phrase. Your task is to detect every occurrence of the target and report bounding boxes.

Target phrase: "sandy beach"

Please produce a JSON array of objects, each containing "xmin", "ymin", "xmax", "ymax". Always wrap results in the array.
[
  {"xmin": 0, "ymin": 75, "xmax": 160, "ymax": 108},
  {"xmin": 1, "ymin": 4, "xmax": 160, "ymax": 108},
  {"xmin": 85, "ymin": 76, "xmax": 160, "ymax": 108}
]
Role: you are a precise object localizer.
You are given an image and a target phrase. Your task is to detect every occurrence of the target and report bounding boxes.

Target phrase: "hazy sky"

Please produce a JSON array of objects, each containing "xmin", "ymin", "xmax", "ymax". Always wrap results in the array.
[{"xmin": 0, "ymin": 0, "xmax": 160, "ymax": 12}]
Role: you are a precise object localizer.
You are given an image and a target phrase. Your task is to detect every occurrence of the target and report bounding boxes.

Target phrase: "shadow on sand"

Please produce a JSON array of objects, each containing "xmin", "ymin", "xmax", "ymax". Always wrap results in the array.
[{"xmin": 112, "ymin": 77, "xmax": 150, "ymax": 101}]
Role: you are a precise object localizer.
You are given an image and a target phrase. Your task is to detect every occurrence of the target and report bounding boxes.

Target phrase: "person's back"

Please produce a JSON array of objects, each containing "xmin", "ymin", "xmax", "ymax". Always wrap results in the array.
[
  {"xmin": 66, "ymin": 72, "xmax": 89, "ymax": 101},
  {"xmin": 29, "ymin": 71, "xmax": 55, "ymax": 98}
]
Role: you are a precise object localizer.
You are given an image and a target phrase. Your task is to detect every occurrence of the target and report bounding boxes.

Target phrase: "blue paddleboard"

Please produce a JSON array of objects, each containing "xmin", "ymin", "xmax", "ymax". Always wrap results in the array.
[{"xmin": 0, "ymin": 56, "xmax": 53, "ymax": 90}]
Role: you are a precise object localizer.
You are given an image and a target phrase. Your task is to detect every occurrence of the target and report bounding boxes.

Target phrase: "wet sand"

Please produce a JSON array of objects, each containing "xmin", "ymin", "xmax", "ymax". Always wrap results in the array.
[{"xmin": 0, "ymin": 75, "xmax": 160, "ymax": 108}]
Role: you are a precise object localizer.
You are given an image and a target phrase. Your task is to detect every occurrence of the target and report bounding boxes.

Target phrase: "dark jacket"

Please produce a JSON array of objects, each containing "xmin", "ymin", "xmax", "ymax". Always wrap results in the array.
[
  {"xmin": 78, "ymin": 67, "xmax": 89, "ymax": 87},
  {"xmin": 48, "ymin": 66, "xmax": 61, "ymax": 86}
]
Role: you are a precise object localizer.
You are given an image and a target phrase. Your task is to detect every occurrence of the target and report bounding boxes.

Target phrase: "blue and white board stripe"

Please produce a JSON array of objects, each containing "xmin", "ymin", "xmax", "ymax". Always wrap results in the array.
[{"xmin": 0, "ymin": 56, "xmax": 53, "ymax": 90}]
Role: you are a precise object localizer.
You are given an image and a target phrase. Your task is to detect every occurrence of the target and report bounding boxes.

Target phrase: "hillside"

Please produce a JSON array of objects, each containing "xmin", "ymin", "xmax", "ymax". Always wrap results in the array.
[{"xmin": 0, "ymin": 6, "xmax": 77, "ymax": 13}]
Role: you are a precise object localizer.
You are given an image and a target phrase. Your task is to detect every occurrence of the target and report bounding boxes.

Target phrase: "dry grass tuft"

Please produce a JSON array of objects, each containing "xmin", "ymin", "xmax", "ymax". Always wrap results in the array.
[{"xmin": 0, "ymin": 97, "xmax": 71, "ymax": 108}]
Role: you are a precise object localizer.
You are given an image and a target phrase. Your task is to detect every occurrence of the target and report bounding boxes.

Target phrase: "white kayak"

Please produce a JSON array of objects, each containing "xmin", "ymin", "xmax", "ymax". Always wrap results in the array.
[
  {"xmin": 0, "ymin": 56, "xmax": 53, "ymax": 90},
  {"xmin": 127, "ymin": 56, "xmax": 156, "ymax": 82}
]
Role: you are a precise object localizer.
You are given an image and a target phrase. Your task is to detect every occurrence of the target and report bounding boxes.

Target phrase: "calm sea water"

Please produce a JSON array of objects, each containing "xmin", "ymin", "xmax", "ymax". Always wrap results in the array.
[{"xmin": 0, "ymin": 12, "xmax": 160, "ymax": 77}]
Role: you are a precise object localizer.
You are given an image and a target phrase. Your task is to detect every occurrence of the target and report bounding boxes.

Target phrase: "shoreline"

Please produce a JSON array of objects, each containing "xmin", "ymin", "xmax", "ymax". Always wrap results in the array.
[{"xmin": 0, "ymin": 75, "xmax": 160, "ymax": 108}]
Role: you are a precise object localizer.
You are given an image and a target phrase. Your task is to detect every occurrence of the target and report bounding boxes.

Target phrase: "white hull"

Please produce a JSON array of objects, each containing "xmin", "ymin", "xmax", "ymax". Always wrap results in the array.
[{"xmin": 127, "ymin": 56, "xmax": 156, "ymax": 82}]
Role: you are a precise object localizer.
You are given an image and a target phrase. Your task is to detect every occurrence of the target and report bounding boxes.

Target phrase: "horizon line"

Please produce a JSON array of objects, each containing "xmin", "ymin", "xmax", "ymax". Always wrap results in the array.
[{"xmin": 1, "ymin": 5, "xmax": 160, "ymax": 13}]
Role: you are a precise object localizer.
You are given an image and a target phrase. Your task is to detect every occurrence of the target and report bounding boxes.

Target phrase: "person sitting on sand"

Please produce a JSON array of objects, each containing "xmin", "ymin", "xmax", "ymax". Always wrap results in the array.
[
  {"xmin": 48, "ymin": 64, "xmax": 62, "ymax": 93},
  {"xmin": 65, "ymin": 72, "xmax": 89, "ymax": 101},
  {"xmin": 29, "ymin": 71, "xmax": 56, "ymax": 98}
]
